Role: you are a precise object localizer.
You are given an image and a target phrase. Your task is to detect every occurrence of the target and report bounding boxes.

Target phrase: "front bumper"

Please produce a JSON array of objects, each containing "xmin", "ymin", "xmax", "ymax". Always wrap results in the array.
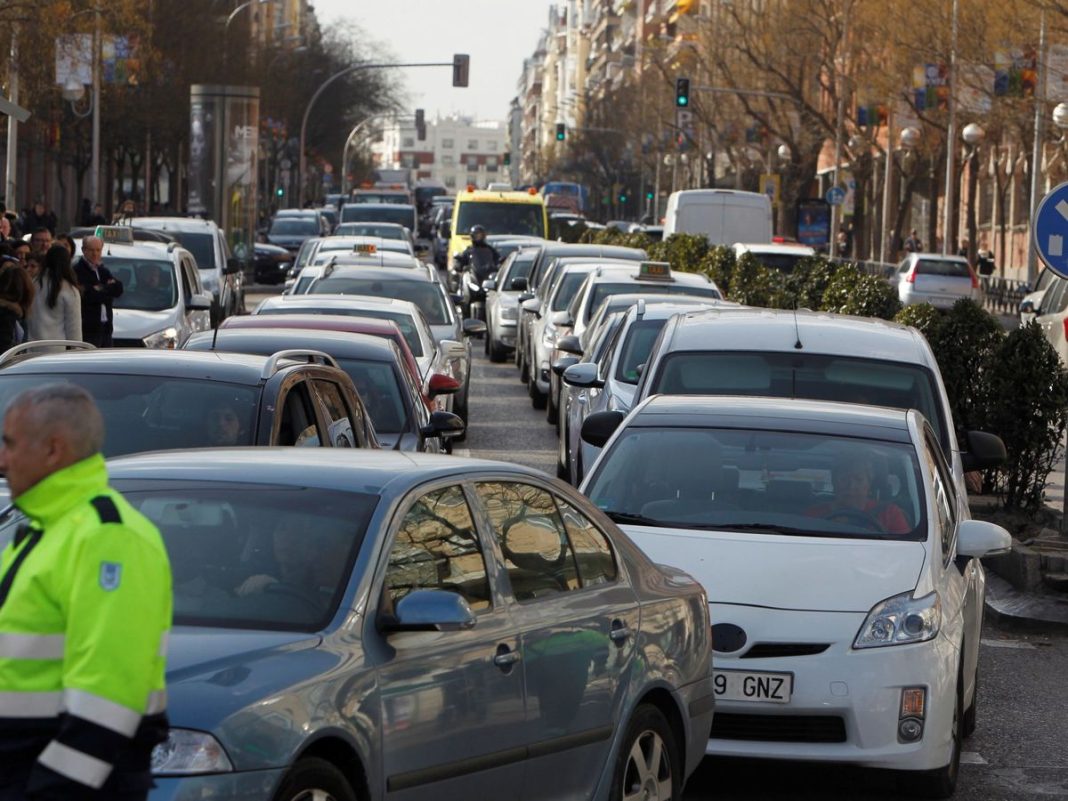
[
  {"xmin": 493, "ymin": 320, "xmax": 517, "ymax": 348},
  {"xmin": 706, "ymin": 604, "xmax": 958, "ymax": 771},
  {"xmin": 150, "ymin": 768, "xmax": 285, "ymax": 801}
]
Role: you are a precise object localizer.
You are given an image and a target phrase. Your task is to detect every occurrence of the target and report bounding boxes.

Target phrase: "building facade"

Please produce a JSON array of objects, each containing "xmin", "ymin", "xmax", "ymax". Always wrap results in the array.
[{"xmin": 371, "ymin": 116, "xmax": 509, "ymax": 191}]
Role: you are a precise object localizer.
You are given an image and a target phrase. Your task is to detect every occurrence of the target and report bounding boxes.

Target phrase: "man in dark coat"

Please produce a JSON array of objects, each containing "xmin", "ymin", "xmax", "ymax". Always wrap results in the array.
[{"xmin": 74, "ymin": 236, "xmax": 123, "ymax": 347}]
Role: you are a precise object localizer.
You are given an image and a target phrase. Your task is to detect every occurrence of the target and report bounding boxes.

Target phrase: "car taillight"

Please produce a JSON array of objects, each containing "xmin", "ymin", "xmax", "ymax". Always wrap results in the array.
[
  {"xmin": 906, "ymin": 268, "xmax": 917, "ymax": 284},
  {"xmin": 968, "ymin": 264, "xmax": 979, "ymax": 289},
  {"xmin": 1062, "ymin": 316, "xmax": 1068, "ymax": 342}
]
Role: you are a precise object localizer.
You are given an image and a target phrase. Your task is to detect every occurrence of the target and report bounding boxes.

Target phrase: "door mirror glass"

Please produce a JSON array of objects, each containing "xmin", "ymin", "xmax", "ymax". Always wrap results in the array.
[
  {"xmin": 961, "ymin": 430, "xmax": 1006, "ymax": 472},
  {"xmin": 580, "ymin": 410, "xmax": 625, "ymax": 447},
  {"xmin": 483, "ymin": 278, "xmax": 497, "ymax": 292},
  {"xmin": 555, "ymin": 334, "xmax": 583, "ymax": 356},
  {"xmin": 957, "ymin": 519, "xmax": 1012, "ymax": 558},
  {"xmin": 420, "ymin": 410, "xmax": 465, "ymax": 439},
  {"xmin": 563, "ymin": 361, "xmax": 604, "ymax": 389},
  {"xmin": 552, "ymin": 355, "xmax": 580, "ymax": 376},
  {"xmin": 462, "ymin": 318, "xmax": 487, "ymax": 337}
]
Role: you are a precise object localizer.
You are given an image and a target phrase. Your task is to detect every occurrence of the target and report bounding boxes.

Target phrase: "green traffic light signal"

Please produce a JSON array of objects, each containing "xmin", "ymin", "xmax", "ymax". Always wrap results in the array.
[
  {"xmin": 645, "ymin": 191, "xmax": 654, "ymax": 201},
  {"xmin": 619, "ymin": 194, "xmax": 627, "ymax": 203},
  {"xmin": 675, "ymin": 77, "xmax": 690, "ymax": 108},
  {"xmin": 555, "ymin": 123, "xmax": 566, "ymax": 141},
  {"xmin": 275, "ymin": 187, "xmax": 284, "ymax": 197}
]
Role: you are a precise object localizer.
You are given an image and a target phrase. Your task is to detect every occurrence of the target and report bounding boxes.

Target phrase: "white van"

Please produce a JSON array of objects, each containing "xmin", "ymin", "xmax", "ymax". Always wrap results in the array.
[{"xmin": 663, "ymin": 189, "xmax": 773, "ymax": 245}]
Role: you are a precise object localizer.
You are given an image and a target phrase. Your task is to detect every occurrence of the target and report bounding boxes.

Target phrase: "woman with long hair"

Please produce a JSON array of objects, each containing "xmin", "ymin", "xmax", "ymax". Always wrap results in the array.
[{"xmin": 28, "ymin": 243, "xmax": 82, "ymax": 346}]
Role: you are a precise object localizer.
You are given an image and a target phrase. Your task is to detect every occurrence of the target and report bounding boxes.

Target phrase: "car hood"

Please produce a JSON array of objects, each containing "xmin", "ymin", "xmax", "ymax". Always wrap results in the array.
[
  {"xmin": 620, "ymin": 525, "xmax": 926, "ymax": 613},
  {"xmin": 113, "ymin": 308, "xmax": 177, "ymax": 338}
]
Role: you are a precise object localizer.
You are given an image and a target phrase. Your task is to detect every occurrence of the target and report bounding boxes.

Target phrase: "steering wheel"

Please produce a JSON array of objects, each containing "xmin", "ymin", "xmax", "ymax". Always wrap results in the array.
[
  {"xmin": 264, "ymin": 581, "xmax": 324, "ymax": 614},
  {"xmin": 823, "ymin": 507, "xmax": 882, "ymax": 532}
]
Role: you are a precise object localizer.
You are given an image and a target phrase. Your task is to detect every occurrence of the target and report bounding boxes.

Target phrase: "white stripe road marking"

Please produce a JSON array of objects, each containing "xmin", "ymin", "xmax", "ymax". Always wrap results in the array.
[
  {"xmin": 0, "ymin": 633, "xmax": 65, "ymax": 660},
  {"xmin": 37, "ymin": 741, "xmax": 112, "ymax": 789},
  {"xmin": 64, "ymin": 689, "xmax": 141, "ymax": 737},
  {"xmin": 1056, "ymin": 199, "xmax": 1068, "ymax": 221},
  {"xmin": 981, "ymin": 638, "xmax": 1036, "ymax": 650},
  {"xmin": 960, "ymin": 751, "xmax": 988, "ymax": 765}
]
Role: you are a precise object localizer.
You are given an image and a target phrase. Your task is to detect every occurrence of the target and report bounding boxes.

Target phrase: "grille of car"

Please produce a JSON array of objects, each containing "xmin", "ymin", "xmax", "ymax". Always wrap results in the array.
[
  {"xmin": 740, "ymin": 643, "xmax": 830, "ymax": 659},
  {"xmin": 711, "ymin": 713, "xmax": 847, "ymax": 743},
  {"xmin": 113, "ymin": 339, "xmax": 146, "ymax": 348}
]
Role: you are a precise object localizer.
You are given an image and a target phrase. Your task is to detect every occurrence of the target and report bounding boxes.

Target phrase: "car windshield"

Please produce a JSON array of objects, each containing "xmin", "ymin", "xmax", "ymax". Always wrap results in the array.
[
  {"xmin": 502, "ymin": 253, "xmax": 535, "ymax": 287},
  {"xmin": 915, "ymin": 259, "xmax": 970, "ymax": 278},
  {"xmin": 615, "ymin": 319, "xmax": 669, "ymax": 383},
  {"xmin": 113, "ymin": 481, "xmax": 375, "ymax": 632},
  {"xmin": 552, "ymin": 272, "xmax": 593, "ymax": 312},
  {"xmin": 0, "ymin": 375, "xmax": 258, "ymax": 456},
  {"xmin": 294, "ymin": 275, "xmax": 316, "ymax": 294},
  {"xmin": 340, "ymin": 359, "xmax": 406, "ymax": 434},
  {"xmin": 585, "ymin": 427, "xmax": 926, "ymax": 541},
  {"xmin": 340, "ymin": 206, "xmax": 414, "ymax": 227},
  {"xmin": 270, "ymin": 219, "xmax": 319, "ymax": 236},
  {"xmin": 309, "ymin": 278, "xmax": 449, "ymax": 325},
  {"xmin": 587, "ymin": 283, "xmax": 721, "ymax": 322},
  {"xmin": 335, "ymin": 224, "xmax": 404, "ymax": 240},
  {"xmin": 256, "ymin": 307, "xmax": 424, "ymax": 357},
  {"xmin": 352, "ymin": 193, "xmax": 409, "ymax": 204},
  {"xmin": 105, "ymin": 257, "xmax": 177, "ymax": 311},
  {"xmin": 651, "ymin": 351, "xmax": 948, "ymax": 451},
  {"xmin": 456, "ymin": 202, "xmax": 545, "ymax": 238},
  {"xmin": 749, "ymin": 253, "xmax": 808, "ymax": 274},
  {"xmin": 168, "ymin": 232, "xmax": 215, "ymax": 272}
]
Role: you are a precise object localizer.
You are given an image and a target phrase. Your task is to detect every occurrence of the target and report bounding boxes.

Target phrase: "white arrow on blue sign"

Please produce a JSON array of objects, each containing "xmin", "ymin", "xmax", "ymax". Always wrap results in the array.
[
  {"xmin": 826, "ymin": 186, "xmax": 846, "ymax": 206},
  {"xmin": 1033, "ymin": 181, "xmax": 1068, "ymax": 279}
]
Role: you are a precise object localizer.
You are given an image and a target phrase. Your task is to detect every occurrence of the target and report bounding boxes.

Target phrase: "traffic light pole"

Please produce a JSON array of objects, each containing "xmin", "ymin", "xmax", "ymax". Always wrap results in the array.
[{"xmin": 299, "ymin": 59, "xmax": 464, "ymax": 205}]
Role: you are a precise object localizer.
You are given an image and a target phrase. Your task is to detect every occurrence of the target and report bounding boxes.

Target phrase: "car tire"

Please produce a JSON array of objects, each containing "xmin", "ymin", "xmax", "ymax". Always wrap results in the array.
[
  {"xmin": 488, "ymin": 336, "xmax": 508, "ymax": 363},
  {"xmin": 546, "ymin": 385, "xmax": 558, "ymax": 425},
  {"xmin": 272, "ymin": 757, "xmax": 360, "ymax": 801},
  {"xmin": 610, "ymin": 704, "xmax": 681, "ymax": 801},
  {"xmin": 905, "ymin": 663, "xmax": 962, "ymax": 799},
  {"xmin": 484, "ymin": 323, "xmax": 491, "ymax": 356},
  {"xmin": 528, "ymin": 371, "xmax": 547, "ymax": 409},
  {"xmin": 518, "ymin": 344, "xmax": 529, "ymax": 382}
]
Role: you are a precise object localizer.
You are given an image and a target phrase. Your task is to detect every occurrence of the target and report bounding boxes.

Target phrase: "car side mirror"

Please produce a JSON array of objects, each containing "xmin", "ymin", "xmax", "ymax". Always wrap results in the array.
[
  {"xmin": 1019, "ymin": 299, "xmax": 1036, "ymax": 315},
  {"xmin": 563, "ymin": 361, "xmax": 604, "ymax": 389},
  {"xmin": 187, "ymin": 292, "xmax": 213, "ymax": 311},
  {"xmin": 552, "ymin": 355, "xmax": 580, "ymax": 376},
  {"xmin": 420, "ymin": 410, "xmax": 465, "ymax": 440},
  {"xmin": 518, "ymin": 292, "xmax": 534, "ymax": 304},
  {"xmin": 428, "ymin": 373, "xmax": 461, "ymax": 397},
  {"xmin": 550, "ymin": 310, "xmax": 573, "ymax": 327},
  {"xmin": 225, "ymin": 256, "xmax": 243, "ymax": 275},
  {"xmin": 382, "ymin": 589, "xmax": 476, "ymax": 632},
  {"xmin": 441, "ymin": 339, "xmax": 467, "ymax": 361},
  {"xmin": 510, "ymin": 276, "xmax": 528, "ymax": 291},
  {"xmin": 483, "ymin": 278, "xmax": 497, "ymax": 292},
  {"xmin": 521, "ymin": 298, "xmax": 541, "ymax": 318},
  {"xmin": 461, "ymin": 320, "xmax": 485, "ymax": 338},
  {"xmin": 957, "ymin": 519, "xmax": 1012, "ymax": 559},
  {"xmin": 555, "ymin": 334, "xmax": 583, "ymax": 356},
  {"xmin": 961, "ymin": 430, "xmax": 1007, "ymax": 472},
  {"xmin": 580, "ymin": 410, "xmax": 625, "ymax": 448}
]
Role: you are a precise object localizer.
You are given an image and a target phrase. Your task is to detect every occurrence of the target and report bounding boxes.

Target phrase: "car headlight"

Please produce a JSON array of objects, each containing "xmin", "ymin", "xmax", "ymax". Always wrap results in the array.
[
  {"xmin": 151, "ymin": 729, "xmax": 233, "ymax": 776},
  {"xmin": 200, "ymin": 274, "xmax": 218, "ymax": 292},
  {"xmin": 143, "ymin": 327, "xmax": 179, "ymax": 349},
  {"xmin": 853, "ymin": 591, "xmax": 941, "ymax": 649},
  {"xmin": 542, "ymin": 324, "xmax": 557, "ymax": 348},
  {"xmin": 500, "ymin": 305, "xmax": 518, "ymax": 321}
]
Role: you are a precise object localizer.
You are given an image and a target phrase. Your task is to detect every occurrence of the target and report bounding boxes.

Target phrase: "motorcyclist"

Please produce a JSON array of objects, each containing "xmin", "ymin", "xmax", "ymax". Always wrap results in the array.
[{"xmin": 452, "ymin": 225, "xmax": 500, "ymax": 318}]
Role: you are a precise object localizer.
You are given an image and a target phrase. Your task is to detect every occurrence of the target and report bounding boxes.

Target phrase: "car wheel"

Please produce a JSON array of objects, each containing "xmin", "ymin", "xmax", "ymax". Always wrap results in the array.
[
  {"xmin": 546, "ymin": 385, "xmax": 558, "ymax": 425},
  {"xmin": 610, "ymin": 704, "xmax": 680, "ymax": 801},
  {"xmin": 488, "ymin": 336, "xmax": 508, "ymax": 363},
  {"xmin": 905, "ymin": 663, "xmax": 962, "ymax": 799},
  {"xmin": 528, "ymin": 370, "xmax": 547, "ymax": 409},
  {"xmin": 272, "ymin": 757, "xmax": 360, "ymax": 801},
  {"xmin": 484, "ymin": 322, "xmax": 491, "ymax": 356},
  {"xmin": 519, "ymin": 344, "xmax": 529, "ymax": 382}
]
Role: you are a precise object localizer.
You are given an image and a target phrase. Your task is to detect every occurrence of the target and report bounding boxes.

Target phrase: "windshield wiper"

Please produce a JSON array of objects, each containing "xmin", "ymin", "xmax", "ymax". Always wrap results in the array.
[
  {"xmin": 604, "ymin": 511, "xmax": 665, "ymax": 527},
  {"xmin": 688, "ymin": 522, "xmax": 893, "ymax": 539}
]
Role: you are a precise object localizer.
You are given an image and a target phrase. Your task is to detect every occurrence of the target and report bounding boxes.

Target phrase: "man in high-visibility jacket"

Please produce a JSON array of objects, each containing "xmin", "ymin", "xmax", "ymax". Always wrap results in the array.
[{"xmin": 0, "ymin": 383, "xmax": 172, "ymax": 801}]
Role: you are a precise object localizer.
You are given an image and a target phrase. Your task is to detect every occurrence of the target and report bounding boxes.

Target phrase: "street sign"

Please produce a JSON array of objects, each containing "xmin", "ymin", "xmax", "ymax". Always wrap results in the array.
[
  {"xmin": 1033, "ymin": 181, "xmax": 1068, "ymax": 279},
  {"xmin": 825, "ymin": 186, "xmax": 846, "ymax": 206}
]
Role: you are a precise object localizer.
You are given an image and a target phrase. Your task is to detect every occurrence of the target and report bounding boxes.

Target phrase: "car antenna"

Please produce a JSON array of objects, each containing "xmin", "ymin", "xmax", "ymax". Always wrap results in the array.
[
  {"xmin": 793, "ymin": 307, "xmax": 803, "ymax": 350},
  {"xmin": 212, "ymin": 323, "xmax": 220, "ymax": 351}
]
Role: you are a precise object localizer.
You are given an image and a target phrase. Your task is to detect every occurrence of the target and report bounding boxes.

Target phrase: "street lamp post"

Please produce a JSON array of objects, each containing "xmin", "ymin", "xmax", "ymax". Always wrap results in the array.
[
  {"xmin": 224, "ymin": 0, "xmax": 277, "ymax": 72},
  {"xmin": 961, "ymin": 123, "xmax": 985, "ymax": 265},
  {"xmin": 881, "ymin": 126, "xmax": 920, "ymax": 263}
]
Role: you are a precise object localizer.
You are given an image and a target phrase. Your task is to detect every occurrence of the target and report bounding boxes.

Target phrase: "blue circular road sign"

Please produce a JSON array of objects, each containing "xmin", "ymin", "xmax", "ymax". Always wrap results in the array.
[
  {"xmin": 1033, "ymin": 181, "xmax": 1068, "ymax": 279},
  {"xmin": 825, "ymin": 186, "xmax": 846, "ymax": 206}
]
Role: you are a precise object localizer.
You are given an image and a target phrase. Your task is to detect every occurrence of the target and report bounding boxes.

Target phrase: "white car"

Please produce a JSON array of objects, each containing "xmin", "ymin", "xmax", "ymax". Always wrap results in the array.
[
  {"xmin": 484, "ymin": 246, "xmax": 537, "ymax": 362},
  {"xmin": 896, "ymin": 253, "xmax": 982, "ymax": 309},
  {"xmin": 733, "ymin": 242, "xmax": 817, "ymax": 274},
  {"xmin": 582, "ymin": 395, "xmax": 1011, "ymax": 796}
]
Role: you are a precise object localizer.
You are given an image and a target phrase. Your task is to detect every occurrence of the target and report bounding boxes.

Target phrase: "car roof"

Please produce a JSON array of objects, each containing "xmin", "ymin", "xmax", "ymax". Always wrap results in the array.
[
  {"xmin": 624, "ymin": 298, "xmax": 725, "ymax": 321},
  {"xmin": 582, "ymin": 265, "xmax": 712, "ymax": 287},
  {"xmin": 735, "ymin": 243, "xmax": 816, "ymax": 255},
  {"xmin": 128, "ymin": 216, "xmax": 219, "ymax": 233},
  {"xmin": 229, "ymin": 312, "xmax": 404, "ymax": 335},
  {"xmin": 106, "ymin": 449, "xmax": 538, "ymax": 495},
  {"xmin": 908, "ymin": 252, "xmax": 969, "ymax": 262},
  {"xmin": 337, "ymin": 222, "xmax": 408, "ymax": 231},
  {"xmin": 537, "ymin": 243, "xmax": 645, "ymax": 258},
  {"xmin": 0, "ymin": 348, "xmax": 278, "ymax": 384},
  {"xmin": 665, "ymin": 307, "xmax": 927, "ymax": 364},
  {"xmin": 629, "ymin": 395, "xmax": 913, "ymax": 443},
  {"xmin": 317, "ymin": 265, "xmax": 433, "ymax": 283},
  {"xmin": 341, "ymin": 203, "xmax": 415, "ymax": 211},
  {"xmin": 186, "ymin": 327, "xmax": 399, "ymax": 362},
  {"xmin": 256, "ymin": 295, "xmax": 421, "ymax": 314},
  {"xmin": 313, "ymin": 251, "xmax": 419, "ymax": 269},
  {"xmin": 600, "ymin": 292, "xmax": 719, "ymax": 313},
  {"xmin": 96, "ymin": 242, "xmax": 181, "ymax": 262}
]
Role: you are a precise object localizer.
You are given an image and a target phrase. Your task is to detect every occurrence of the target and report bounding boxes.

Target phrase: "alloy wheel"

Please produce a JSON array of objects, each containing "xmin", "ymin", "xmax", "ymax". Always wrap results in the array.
[{"xmin": 621, "ymin": 729, "xmax": 673, "ymax": 801}]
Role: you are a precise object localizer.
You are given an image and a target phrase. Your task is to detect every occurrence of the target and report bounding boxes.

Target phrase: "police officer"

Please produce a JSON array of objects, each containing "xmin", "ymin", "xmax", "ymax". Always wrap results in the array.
[
  {"xmin": 452, "ymin": 225, "xmax": 500, "ymax": 318},
  {"xmin": 0, "ymin": 383, "xmax": 172, "ymax": 801}
]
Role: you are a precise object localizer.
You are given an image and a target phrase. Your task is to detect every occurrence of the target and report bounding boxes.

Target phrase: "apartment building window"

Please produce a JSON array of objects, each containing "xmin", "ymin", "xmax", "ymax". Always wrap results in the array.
[
  {"xmin": 443, "ymin": 155, "xmax": 455, "ymax": 166},
  {"xmin": 442, "ymin": 138, "xmax": 454, "ymax": 149},
  {"xmin": 486, "ymin": 141, "xmax": 498, "ymax": 151},
  {"xmin": 467, "ymin": 175, "xmax": 478, "ymax": 186},
  {"xmin": 467, "ymin": 139, "xmax": 478, "ymax": 150},
  {"xmin": 444, "ymin": 175, "xmax": 456, "ymax": 188},
  {"xmin": 402, "ymin": 137, "xmax": 415, "ymax": 148},
  {"xmin": 486, "ymin": 157, "xmax": 498, "ymax": 172}
]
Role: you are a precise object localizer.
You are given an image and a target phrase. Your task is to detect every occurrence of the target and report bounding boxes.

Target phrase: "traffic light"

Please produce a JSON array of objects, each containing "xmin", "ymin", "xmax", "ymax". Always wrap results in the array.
[
  {"xmin": 452, "ymin": 54, "xmax": 470, "ymax": 87},
  {"xmin": 619, "ymin": 193, "xmax": 627, "ymax": 204},
  {"xmin": 555, "ymin": 123, "xmax": 566, "ymax": 141},
  {"xmin": 645, "ymin": 190, "xmax": 654, "ymax": 201},
  {"xmin": 675, "ymin": 77, "xmax": 691, "ymax": 108},
  {"xmin": 415, "ymin": 108, "xmax": 426, "ymax": 141},
  {"xmin": 275, "ymin": 187, "xmax": 284, "ymax": 197},
  {"xmin": 502, "ymin": 152, "xmax": 511, "ymax": 166}
]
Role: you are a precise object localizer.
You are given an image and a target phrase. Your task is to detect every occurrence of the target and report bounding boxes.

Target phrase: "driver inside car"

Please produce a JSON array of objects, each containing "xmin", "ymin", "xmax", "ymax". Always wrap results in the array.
[
  {"xmin": 235, "ymin": 517, "xmax": 348, "ymax": 600},
  {"xmin": 806, "ymin": 453, "xmax": 910, "ymax": 535}
]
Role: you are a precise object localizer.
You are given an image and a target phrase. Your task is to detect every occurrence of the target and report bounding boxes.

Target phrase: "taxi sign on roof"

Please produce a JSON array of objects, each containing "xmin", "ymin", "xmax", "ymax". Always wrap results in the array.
[
  {"xmin": 639, "ymin": 261, "xmax": 673, "ymax": 280},
  {"xmin": 94, "ymin": 226, "xmax": 135, "ymax": 245},
  {"xmin": 354, "ymin": 243, "xmax": 378, "ymax": 255}
]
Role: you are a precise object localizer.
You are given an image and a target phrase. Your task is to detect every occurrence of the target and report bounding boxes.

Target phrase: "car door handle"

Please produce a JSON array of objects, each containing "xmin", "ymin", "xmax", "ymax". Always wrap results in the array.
[
  {"xmin": 493, "ymin": 646, "xmax": 521, "ymax": 669},
  {"xmin": 609, "ymin": 620, "xmax": 631, "ymax": 644}
]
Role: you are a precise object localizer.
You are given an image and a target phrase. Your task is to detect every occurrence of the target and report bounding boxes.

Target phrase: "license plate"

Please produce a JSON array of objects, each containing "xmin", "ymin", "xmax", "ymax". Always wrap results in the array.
[{"xmin": 713, "ymin": 670, "xmax": 792, "ymax": 704}]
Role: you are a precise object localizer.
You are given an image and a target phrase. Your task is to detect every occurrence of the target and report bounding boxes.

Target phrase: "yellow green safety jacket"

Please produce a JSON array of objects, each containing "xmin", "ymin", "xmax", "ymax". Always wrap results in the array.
[{"xmin": 0, "ymin": 454, "xmax": 172, "ymax": 799}]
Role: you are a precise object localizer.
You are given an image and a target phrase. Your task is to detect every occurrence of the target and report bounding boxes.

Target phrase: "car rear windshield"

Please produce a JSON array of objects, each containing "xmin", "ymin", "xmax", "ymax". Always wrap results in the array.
[
  {"xmin": 0, "ymin": 375, "xmax": 258, "ymax": 456},
  {"xmin": 309, "ymin": 278, "xmax": 449, "ymax": 325},
  {"xmin": 587, "ymin": 283, "xmax": 721, "ymax": 322},
  {"xmin": 169, "ymin": 232, "xmax": 215, "ymax": 272},
  {"xmin": 456, "ymin": 202, "xmax": 545, "ymax": 238},
  {"xmin": 105, "ymin": 257, "xmax": 177, "ymax": 312},
  {"xmin": 341, "ymin": 359, "xmax": 406, "ymax": 434},
  {"xmin": 270, "ymin": 218, "xmax": 319, "ymax": 236},
  {"xmin": 255, "ymin": 307, "xmax": 423, "ymax": 357},
  {"xmin": 615, "ymin": 319, "xmax": 669, "ymax": 383},
  {"xmin": 112, "ymin": 481, "xmax": 376, "ymax": 632},
  {"xmin": 749, "ymin": 253, "xmax": 808, "ymax": 274},
  {"xmin": 915, "ymin": 259, "xmax": 971, "ymax": 278},
  {"xmin": 340, "ymin": 206, "xmax": 414, "ymax": 227},
  {"xmin": 335, "ymin": 224, "xmax": 405, "ymax": 240},
  {"xmin": 651, "ymin": 351, "xmax": 947, "ymax": 451},
  {"xmin": 585, "ymin": 427, "xmax": 926, "ymax": 541},
  {"xmin": 352, "ymin": 193, "xmax": 410, "ymax": 205},
  {"xmin": 552, "ymin": 272, "xmax": 593, "ymax": 312}
]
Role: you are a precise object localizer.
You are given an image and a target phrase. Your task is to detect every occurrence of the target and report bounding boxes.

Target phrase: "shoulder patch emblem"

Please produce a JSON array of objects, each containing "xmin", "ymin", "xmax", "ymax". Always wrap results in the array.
[{"xmin": 99, "ymin": 562, "xmax": 122, "ymax": 591}]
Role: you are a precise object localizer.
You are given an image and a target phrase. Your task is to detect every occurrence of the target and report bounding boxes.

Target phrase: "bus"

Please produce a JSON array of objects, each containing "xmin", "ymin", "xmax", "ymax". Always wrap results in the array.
[{"xmin": 540, "ymin": 181, "xmax": 589, "ymax": 214}]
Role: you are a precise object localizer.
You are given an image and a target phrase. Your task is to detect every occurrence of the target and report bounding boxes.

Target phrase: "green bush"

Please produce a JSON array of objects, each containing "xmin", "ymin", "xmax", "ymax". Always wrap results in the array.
[
  {"xmin": 821, "ymin": 265, "xmax": 901, "ymax": 319},
  {"xmin": 894, "ymin": 303, "xmax": 943, "ymax": 341},
  {"xmin": 773, "ymin": 257, "xmax": 836, "ymax": 311},
  {"xmin": 980, "ymin": 322, "xmax": 1068, "ymax": 511},
  {"xmin": 698, "ymin": 246, "xmax": 737, "ymax": 297},
  {"xmin": 726, "ymin": 252, "xmax": 783, "ymax": 308},
  {"xmin": 554, "ymin": 221, "xmax": 588, "ymax": 243},
  {"xmin": 646, "ymin": 233, "xmax": 709, "ymax": 273}
]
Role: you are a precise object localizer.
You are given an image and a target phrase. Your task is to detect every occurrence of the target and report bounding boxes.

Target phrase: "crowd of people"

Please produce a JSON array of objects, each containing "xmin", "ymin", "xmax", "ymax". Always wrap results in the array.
[{"xmin": 0, "ymin": 200, "xmax": 123, "ymax": 353}]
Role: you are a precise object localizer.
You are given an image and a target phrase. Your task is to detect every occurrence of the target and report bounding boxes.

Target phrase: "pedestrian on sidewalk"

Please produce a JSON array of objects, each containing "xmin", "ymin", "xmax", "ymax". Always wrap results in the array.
[
  {"xmin": 904, "ymin": 229, "xmax": 923, "ymax": 253},
  {"xmin": 29, "ymin": 244, "xmax": 82, "ymax": 347},
  {"xmin": 0, "ymin": 383, "xmax": 172, "ymax": 801},
  {"xmin": 74, "ymin": 236, "xmax": 122, "ymax": 348},
  {"xmin": 0, "ymin": 262, "xmax": 36, "ymax": 352}
]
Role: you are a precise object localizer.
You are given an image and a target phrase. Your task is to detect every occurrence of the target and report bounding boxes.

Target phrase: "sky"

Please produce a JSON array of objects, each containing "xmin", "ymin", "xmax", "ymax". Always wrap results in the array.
[{"xmin": 313, "ymin": 0, "xmax": 558, "ymax": 122}]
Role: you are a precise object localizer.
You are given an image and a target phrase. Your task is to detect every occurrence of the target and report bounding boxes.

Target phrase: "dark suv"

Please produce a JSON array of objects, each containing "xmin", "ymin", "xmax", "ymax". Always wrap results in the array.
[{"xmin": 0, "ymin": 345, "xmax": 378, "ymax": 455}]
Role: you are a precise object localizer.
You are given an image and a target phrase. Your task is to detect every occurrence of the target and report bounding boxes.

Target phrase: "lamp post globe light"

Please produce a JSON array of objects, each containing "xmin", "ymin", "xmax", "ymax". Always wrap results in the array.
[
  {"xmin": 962, "ymin": 122, "xmax": 985, "ymax": 148},
  {"xmin": 1054, "ymin": 102, "xmax": 1068, "ymax": 132},
  {"xmin": 900, "ymin": 127, "xmax": 921, "ymax": 149},
  {"xmin": 776, "ymin": 144, "xmax": 790, "ymax": 161}
]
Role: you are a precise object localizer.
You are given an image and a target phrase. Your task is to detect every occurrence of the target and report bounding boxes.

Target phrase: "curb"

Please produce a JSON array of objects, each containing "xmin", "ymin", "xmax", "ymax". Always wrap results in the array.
[{"xmin": 983, "ymin": 572, "xmax": 1068, "ymax": 634}]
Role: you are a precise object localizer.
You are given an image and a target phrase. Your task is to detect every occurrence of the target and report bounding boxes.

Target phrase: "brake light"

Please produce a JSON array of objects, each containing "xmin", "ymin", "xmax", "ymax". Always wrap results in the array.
[
  {"xmin": 968, "ymin": 264, "xmax": 979, "ymax": 289},
  {"xmin": 1062, "ymin": 316, "xmax": 1068, "ymax": 342},
  {"xmin": 906, "ymin": 268, "xmax": 917, "ymax": 284}
]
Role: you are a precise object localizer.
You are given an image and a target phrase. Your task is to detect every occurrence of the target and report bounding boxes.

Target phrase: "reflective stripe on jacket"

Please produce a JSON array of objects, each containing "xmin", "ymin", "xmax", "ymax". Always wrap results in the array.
[{"xmin": 0, "ymin": 454, "xmax": 172, "ymax": 799}]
